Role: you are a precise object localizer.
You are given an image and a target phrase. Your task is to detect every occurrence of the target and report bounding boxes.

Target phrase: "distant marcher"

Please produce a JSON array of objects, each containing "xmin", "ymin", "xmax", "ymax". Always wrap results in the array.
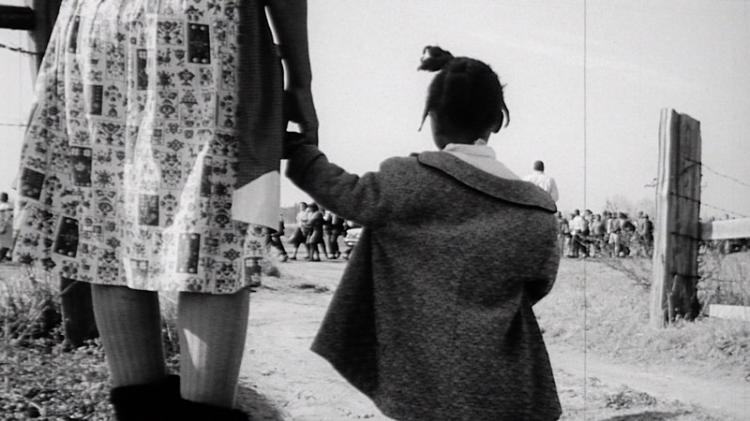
[
  {"xmin": 606, "ymin": 211, "xmax": 621, "ymax": 257},
  {"xmin": 0, "ymin": 193, "xmax": 12, "ymax": 261},
  {"xmin": 569, "ymin": 209, "xmax": 588, "ymax": 258},
  {"xmin": 636, "ymin": 212, "xmax": 654, "ymax": 257},
  {"xmin": 321, "ymin": 209, "xmax": 333, "ymax": 258},
  {"xmin": 618, "ymin": 212, "xmax": 636, "ymax": 257},
  {"xmin": 265, "ymin": 216, "xmax": 289, "ymax": 262},
  {"xmin": 290, "ymin": 202, "xmax": 309, "ymax": 260},
  {"xmin": 326, "ymin": 211, "xmax": 345, "ymax": 259},
  {"xmin": 523, "ymin": 160, "xmax": 559, "ymax": 202},
  {"xmin": 589, "ymin": 214, "xmax": 605, "ymax": 257},
  {"xmin": 306, "ymin": 203, "xmax": 326, "ymax": 261},
  {"xmin": 557, "ymin": 212, "xmax": 570, "ymax": 257}
]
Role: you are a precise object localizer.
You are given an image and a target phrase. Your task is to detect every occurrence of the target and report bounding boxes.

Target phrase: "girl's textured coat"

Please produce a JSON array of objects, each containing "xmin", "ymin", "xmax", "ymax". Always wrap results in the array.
[{"xmin": 287, "ymin": 145, "xmax": 562, "ymax": 421}]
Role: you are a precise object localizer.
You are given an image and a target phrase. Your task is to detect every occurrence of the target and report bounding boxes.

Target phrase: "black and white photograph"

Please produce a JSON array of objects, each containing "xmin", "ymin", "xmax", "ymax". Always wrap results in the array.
[{"xmin": 0, "ymin": 0, "xmax": 748, "ymax": 420}]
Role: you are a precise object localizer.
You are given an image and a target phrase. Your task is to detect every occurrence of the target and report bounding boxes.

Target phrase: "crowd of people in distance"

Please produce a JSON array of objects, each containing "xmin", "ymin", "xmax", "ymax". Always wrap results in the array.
[
  {"xmin": 264, "ymin": 202, "xmax": 358, "ymax": 262},
  {"xmin": 557, "ymin": 209, "xmax": 654, "ymax": 259}
]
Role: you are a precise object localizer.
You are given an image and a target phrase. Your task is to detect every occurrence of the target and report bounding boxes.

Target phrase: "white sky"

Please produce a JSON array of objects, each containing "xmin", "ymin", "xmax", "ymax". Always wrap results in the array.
[{"xmin": 1, "ymin": 0, "xmax": 749, "ymax": 218}]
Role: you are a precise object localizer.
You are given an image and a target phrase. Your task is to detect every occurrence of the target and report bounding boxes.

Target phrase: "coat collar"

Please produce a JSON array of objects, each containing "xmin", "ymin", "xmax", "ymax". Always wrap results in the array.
[{"xmin": 416, "ymin": 151, "xmax": 557, "ymax": 213}]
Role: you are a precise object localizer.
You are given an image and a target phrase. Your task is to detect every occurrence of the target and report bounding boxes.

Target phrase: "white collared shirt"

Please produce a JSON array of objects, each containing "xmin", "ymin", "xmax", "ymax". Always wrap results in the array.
[
  {"xmin": 523, "ymin": 170, "xmax": 559, "ymax": 202},
  {"xmin": 443, "ymin": 143, "xmax": 520, "ymax": 180}
]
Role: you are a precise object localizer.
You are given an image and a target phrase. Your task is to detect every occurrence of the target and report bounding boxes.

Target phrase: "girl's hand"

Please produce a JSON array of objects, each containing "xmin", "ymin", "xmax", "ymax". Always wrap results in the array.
[
  {"xmin": 285, "ymin": 87, "xmax": 318, "ymax": 145},
  {"xmin": 282, "ymin": 132, "xmax": 310, "ymax": 159}
]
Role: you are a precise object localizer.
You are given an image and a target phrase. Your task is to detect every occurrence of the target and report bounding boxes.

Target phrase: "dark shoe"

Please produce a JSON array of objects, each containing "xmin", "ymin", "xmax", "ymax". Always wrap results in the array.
[
  {"xmin": 110, "ymin": 375, "xmax": 180, "ymax": 420},
  {"xmin": 178, "ymin": 399, "xmax": 249, "ymax": 421}
]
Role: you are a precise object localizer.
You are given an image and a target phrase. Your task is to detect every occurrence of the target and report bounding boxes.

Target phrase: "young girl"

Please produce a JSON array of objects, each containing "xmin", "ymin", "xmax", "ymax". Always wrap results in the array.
[{"xmin": 284, "ymin": 46, "xmax": 562, "ymax": 420}]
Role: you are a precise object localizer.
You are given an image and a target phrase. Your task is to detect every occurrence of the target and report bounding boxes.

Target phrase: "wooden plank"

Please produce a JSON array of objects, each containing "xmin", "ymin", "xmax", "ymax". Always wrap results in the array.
[
  {"xmin": 701, "ymin": 218, "xmax": 750, "ymax": 241},
  {"xmin": 672, "ymin": 112, "xmax": 701, "ymax": 320},
  {"xmin": 709, "ymin": 305, "xmax": 750, "ymax": 322},
  {"xmin": 650, "ymin": 109, "xmax": 702, "ymax": 327},
  {"xmin": 0, "ymin": 5, "xmax": 35, "ymax": 30},
  {"xmin": 651, "ymin": 109, "xmax": 675, "ymax": 328}
]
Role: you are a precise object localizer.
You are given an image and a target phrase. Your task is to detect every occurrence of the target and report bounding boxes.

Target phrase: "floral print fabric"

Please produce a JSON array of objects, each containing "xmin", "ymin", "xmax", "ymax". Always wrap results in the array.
[{"xmin": 13, "ymin": 0, "xmax": 270, "ymax": 294}]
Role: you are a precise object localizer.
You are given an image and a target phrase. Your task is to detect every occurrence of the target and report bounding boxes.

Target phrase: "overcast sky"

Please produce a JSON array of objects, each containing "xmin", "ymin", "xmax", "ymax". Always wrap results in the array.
[{"xmin": 1, "ymin": 0, "xmax": 749, "ymax": 218}]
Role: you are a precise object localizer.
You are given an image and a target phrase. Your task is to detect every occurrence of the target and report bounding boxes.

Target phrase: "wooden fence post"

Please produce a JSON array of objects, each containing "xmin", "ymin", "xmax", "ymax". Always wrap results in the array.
[{"xmin": 650, "ymin": 109, "xmax": 702, "ymax": 327}]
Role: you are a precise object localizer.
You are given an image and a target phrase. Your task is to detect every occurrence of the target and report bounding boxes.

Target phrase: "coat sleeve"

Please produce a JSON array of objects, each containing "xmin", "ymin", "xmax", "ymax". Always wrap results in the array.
[
  {"xmin": 285, "ymin": 144, "xmax": 401, "ymax": 227},
  {"xmin": 526, "ymin": 218, "xmax": 561, "ymax": 305}
]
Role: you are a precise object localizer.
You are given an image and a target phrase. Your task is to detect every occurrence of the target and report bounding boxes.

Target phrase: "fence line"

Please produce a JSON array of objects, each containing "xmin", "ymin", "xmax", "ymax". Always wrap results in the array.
[
  {"xmin": 685, "ymin": 157, "xmax": 750, "ymax": 190},
  {"xmin": 0, "ymin": 121, "xmax": 28, "ymax": 128},
  {"xmin": 0, "ymin": 41, "xmax": 39, "ymax": 56}
]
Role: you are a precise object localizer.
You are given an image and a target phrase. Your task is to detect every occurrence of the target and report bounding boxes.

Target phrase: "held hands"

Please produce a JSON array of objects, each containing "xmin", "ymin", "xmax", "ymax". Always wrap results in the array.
[
  {"xmin": 283, "ymin": 131, "xmax": 310, "ymax": 160},
  {"xmin": 284, "ymin": 87, "xmax": 318, "ymax": 156}
]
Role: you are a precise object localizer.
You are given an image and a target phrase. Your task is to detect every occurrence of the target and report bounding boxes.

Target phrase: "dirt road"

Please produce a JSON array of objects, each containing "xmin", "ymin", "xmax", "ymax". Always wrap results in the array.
[{"xmin": 237, "ymin": 259, "xmax": 745, "ymax": 421}]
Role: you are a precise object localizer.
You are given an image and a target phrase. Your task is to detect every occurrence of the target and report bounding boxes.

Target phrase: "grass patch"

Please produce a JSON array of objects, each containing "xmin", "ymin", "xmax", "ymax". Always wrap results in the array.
[
  {"xmin": 1, "ymin": 340, "xmax": 112, "ymax": 420},
  {"xmin": 1, "ymin": 267, "xmax": 62, "ymax": 346},
  {"xmin": 537, "ymin": 258, "xmax": 750, "ymax": 380},
  {"xmin": 1, "ymin": 266, "xmax": 180, "ymax": 419},
  {"xmin": 698, "ymin": 249, "xmax": 750, "ymax": 307}
]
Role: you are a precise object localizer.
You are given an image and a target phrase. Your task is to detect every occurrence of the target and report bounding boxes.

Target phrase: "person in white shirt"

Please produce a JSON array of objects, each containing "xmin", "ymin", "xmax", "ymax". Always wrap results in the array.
[
  {"xmin": 568, "ymin": 209, "xmax": 588, "ymax": 257},
  {"xmin": 523, "ymin": 160, "xmax": 559, "ymax": 202}
]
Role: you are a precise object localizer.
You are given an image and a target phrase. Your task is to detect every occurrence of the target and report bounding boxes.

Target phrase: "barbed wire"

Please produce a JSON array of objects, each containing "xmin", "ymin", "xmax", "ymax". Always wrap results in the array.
[
  {"xmin": 685, "ymin": 157, "xmax": 750, "ymax": 189},
  {"xmin": 0, "ymin": 121, "xmax": 28, "ymax": 128},
  {"xmin": 0, "ymin": 42, "xmax": 40, "ymax": 57},
  {"xmin": 669, "ymin": 191, "xmax": 749, "ymax": 218},
  {"xmin": 701, "ymin": 202, "xmax": 749, "ymax": 218}
]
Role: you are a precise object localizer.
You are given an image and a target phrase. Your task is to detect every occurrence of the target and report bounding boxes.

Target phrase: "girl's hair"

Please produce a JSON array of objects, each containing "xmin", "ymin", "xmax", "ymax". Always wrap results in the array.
[{"xmin": 418, "ymin": 46, "xmax": 509, "ymax": 141}]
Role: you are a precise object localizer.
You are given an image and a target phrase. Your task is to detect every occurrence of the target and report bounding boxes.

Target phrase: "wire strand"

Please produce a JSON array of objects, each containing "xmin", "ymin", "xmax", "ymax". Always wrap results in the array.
[
  {"xmin": 0, "ymin": 121, "xmax": 28, "ymax": 128},
  {"xmin": 0, "ymin": 42, "xmax": 40, "ymax": 57},
  {"xmin": 684, "ymin": 157, "xmax": 750, "ymax": 189},
  {"xmin": 582, "ymin": 0, "xmax": 589, "ymax": 417}
]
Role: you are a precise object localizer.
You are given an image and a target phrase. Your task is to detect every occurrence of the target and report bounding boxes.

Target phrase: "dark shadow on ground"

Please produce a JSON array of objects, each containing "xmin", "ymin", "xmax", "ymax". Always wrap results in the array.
[
  {"xmin": 236, "ymin": 384, "xmax": 286, "ymax": 421},
  {"xmin": 599, "ymin": 410, "xmax": 689, "ymax": 421}
]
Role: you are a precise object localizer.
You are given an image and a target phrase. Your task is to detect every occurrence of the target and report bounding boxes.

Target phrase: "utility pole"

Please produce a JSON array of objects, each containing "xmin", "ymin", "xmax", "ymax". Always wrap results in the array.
[{"xmin": 1, "ymin": 1, "xmax": 99, "ymax": 348}]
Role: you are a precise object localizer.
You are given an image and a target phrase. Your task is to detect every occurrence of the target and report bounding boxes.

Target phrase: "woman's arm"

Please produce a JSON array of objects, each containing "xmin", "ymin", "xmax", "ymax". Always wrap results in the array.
[{"xmin": 266, "ymin": 0, "xmax": 318, "ymax": 141}]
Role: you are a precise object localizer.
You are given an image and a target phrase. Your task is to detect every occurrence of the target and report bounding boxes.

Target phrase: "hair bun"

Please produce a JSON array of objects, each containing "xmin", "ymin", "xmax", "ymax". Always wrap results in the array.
[{"xmin": 418, "ymin": 46, "xmax": 454, "ymax": 71}]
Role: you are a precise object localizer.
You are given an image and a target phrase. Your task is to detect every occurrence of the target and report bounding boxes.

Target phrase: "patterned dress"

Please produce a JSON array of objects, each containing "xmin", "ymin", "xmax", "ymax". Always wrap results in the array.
[{"xmin": 13, "ymin": 0, "xmax": 284, "ymax": 294}]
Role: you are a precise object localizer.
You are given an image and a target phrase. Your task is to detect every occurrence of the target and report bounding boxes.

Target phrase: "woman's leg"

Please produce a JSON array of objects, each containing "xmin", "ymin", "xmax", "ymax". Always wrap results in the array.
[
  {"xmin": 178, "ymin": 289, "xmax": 249, "ymax": 407},
  {"xmin": 91, "ymin": 285, "xmax": 166, "ymax": 387}
]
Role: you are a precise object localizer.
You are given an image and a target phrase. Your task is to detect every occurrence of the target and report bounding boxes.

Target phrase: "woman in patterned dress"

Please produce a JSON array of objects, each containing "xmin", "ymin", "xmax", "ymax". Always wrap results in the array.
[{"xmin": 13, "ymin": 0, "xmax": 317, "ymax": 419}]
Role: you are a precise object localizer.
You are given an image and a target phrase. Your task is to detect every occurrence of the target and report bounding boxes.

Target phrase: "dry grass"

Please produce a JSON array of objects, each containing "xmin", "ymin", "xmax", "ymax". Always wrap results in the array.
[
  {"xmin": 0, "ymin": 266, "xmax": 110, "ymax": 419},
  {"xmin": 536, "ymin": 257, "xmax": 750, "ymax": 381},
  {"xmin": 1, "ymin": 266, "xmax": 62, "ymax": 345},
  {"xmin": 698, "ymin": 249, "xmax": 750, "ymax": 307},
  {"xmin": 0, "ymin": 266, "xmax": 180, "ymax": 420}
]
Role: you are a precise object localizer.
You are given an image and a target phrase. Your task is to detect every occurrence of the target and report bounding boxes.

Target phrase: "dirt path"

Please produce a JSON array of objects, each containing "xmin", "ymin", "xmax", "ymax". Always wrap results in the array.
[
  {"xmin": 547, "ymin": 344, "xmax": 749, "ymax": 421},
  {"xmin": 236, "ymin": 259, "xmax": 744, "ymax": 421}
]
